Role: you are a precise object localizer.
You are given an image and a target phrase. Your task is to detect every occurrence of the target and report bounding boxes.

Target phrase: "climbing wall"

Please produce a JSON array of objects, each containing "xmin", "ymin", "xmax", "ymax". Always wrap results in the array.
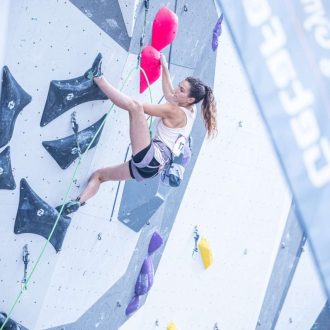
[
  {"xmin": 0, "ymin": 1, "xmax": 327, "ymax": 330},
  {"xmin": 275, "ymin": 243, "xmax": 327, "ymax": 329},
  {"xmin": 0, "ymin": 0, "xmax": 220, "ymax": 329},
  {"xmin": 0, "ymin": 0, "xmax": 129, "ymax": 328}
]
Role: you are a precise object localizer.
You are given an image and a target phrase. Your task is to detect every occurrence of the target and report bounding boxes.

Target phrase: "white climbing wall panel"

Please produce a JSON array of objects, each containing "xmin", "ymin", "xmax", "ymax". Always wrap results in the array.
[
  {"xmin": 0, "ymin": 0, "xmax": 129, "ymax": 328},
  {"xmin": 0, "ymin": 1, "xmax": 10, "ymax": 70},
  {"xmin": 118, "ymin": 0, "xmax": 141, "ymax": 37}
]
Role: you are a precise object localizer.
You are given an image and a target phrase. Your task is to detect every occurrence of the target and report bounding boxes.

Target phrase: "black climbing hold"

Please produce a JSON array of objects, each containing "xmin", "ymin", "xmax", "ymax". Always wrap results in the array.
[
  {"xmin": 42, "ymin": 114, "xmax": 106, "ymax": 169},
  {"xmin": 0, "ymin": 146, "xmax": 16, "ymax": 190},
  {"xmin": 40, "ymin": 55, "xmax": 107, "ymax": 127},
  {"xmin": 0, "ymin": 312, "xmax": 27, "ymax": 329},
  {"xmin": 14, "ymin": 179, "xmax": 71, "ymax": 253},
  {"xmin": 0, "ymin": 66, "xmax": 32, "ymax": 148},
  {"xmin": 69, "ymin": 0, "xmax": 131, "ymax": 51}
]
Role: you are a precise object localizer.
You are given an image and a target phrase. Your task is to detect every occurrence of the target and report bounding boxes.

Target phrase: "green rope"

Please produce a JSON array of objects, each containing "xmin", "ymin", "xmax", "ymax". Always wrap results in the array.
[
  {"xmin": 0, "ymin": 63, "xmax": 151, "ymax": 330},
  {"xmin": 139, "ymin": 64, "xmax": 154, "ymax": 135}
]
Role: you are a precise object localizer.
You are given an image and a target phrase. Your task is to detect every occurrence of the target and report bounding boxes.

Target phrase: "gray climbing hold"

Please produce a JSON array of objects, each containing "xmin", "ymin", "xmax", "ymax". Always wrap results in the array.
[
  {"xmin": 0, "ymin": 66, "xmax": 32, "ymax": 148},
  {"xmin": 118, "ymin": 172, "xmax": 172, "ymax": 232},
  {"xmin": 0, "ymin": 146, "xmax": 16, "ymax": 190},
  {"xmin": 14, "ymin": 179, "xmax": 71, "ymax": 252},
  {"xmin": 118, "ymin": 193, "xmax": 165, "ymax": 232},
  {"xmin": 42, "ymin": 114, "xmax": 106, "ymax": 169}
]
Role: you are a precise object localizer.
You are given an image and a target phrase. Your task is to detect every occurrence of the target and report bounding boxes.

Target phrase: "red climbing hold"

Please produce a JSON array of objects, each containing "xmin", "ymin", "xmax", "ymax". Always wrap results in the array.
[
  {"xmin": 151, "ymin": 7, "xmax": 178, "ymax": 51},
  {"xmin": 140, "ymin": 45, "xmax": 161, "ymax": 93}
]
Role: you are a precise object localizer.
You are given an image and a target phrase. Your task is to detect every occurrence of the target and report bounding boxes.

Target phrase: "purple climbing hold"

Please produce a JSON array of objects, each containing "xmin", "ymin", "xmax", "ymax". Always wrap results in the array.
[
  {"xmin": 212, "ymin": 13, "xmax": 224, "ymax": 51},
  {"xmin": 148, "ymin": 231, "xmax": 164, "ymax": 255},
  {"xmin": 182, "ymin": 142, "xmax": 192, "ymax": 168},
  {"xmin": 135, "ymin": 256, "xmax": 154, "ymax": 296},
  {"xmin": 125, "ymin": 295, "xmax": 140, "ymax": 316}
]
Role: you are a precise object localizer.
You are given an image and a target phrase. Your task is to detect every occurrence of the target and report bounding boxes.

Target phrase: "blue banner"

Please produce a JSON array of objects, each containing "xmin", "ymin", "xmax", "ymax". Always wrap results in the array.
[{"xmin": 218, "ymin": 0, "xmax": 330, "ymax": 297}]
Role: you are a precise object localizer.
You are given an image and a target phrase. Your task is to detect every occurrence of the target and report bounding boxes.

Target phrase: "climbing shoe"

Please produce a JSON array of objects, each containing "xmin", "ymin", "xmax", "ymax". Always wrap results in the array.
[
  {"xmin": 0, "ymin": 312, "xmax": 21, "ymax": 330},
  {"xmin": 84, "ymin": 52, "xmax": 103, "ymax": 80},
  {"xmin": 55, "ymin": 199, "xmax": 84, "ymax": 216}
]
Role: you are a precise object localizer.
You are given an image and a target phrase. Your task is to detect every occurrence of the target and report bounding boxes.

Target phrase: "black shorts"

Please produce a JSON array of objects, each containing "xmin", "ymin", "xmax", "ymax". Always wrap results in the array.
[{"xmin": 128, "ymin": 143, "xmax": 160, "ymax": 181}]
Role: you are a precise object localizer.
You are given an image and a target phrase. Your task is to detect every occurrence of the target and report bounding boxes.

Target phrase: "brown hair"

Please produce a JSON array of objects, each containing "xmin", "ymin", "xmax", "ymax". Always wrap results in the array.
[{"xmin": 186, "ymin": 77, "xmax": 217, "ymax": 138}]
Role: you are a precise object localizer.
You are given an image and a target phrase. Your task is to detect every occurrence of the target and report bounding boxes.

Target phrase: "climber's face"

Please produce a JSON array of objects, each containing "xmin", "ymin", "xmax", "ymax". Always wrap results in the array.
[{"xmin": 174, "ymin": 80, "xmax": 195, "ymax": 106}]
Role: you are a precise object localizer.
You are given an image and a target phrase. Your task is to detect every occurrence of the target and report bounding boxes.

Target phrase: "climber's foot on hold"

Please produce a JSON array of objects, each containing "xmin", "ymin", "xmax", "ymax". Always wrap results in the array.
[
  {"xmin": 55, "ymin": 198, "xmax": 85, "ymax": 216},
  {"xmin": 84, "ymin": 52, "xmax": 103, "ymax": 80}
]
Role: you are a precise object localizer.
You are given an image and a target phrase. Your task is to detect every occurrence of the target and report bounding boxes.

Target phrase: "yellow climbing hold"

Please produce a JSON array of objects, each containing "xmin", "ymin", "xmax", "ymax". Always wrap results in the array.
[
  {"xmin": 167, "ymin": 321, "xmax": 179, "ymax": 330},
  {"xmin": 198, "ymin": 237, "xmax": 213, "ymax": 269}
]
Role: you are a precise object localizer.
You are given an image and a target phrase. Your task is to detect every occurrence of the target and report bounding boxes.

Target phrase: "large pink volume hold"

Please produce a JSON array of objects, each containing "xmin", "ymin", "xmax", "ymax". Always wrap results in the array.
[
  {"xmin": 151, "ymin": 7, "xmax": 178, "ymax": 51},
  {"xmin": 140, "ymin": 45, "xmax": 161, "ymax": 93},
  {"xmin": 140, "ymin": 7, "xmax": 178, "ymax": 93}
]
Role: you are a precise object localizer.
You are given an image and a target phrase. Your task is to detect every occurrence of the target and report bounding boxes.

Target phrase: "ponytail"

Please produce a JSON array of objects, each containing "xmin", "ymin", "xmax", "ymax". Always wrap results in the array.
[
  {"xmin": 202, "ymin": 86, "xmax": 217, "ymax": 138},
  {"xmin": 186, "ymin": 77, "xmax": 218, "ymax": 138}
]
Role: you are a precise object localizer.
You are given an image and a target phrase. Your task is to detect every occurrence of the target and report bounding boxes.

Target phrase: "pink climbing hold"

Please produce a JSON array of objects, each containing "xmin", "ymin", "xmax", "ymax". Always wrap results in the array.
[
  {"xmin": 151, "ymin": 7, "xmax": 179, "ymax": 51},
  {"xmin": 140, "ymin": 45, "xmax": 161, "ymax": 93},
  {"xmin": 139, "ymin": 7, "xmax": 178, "ymax": 93}
]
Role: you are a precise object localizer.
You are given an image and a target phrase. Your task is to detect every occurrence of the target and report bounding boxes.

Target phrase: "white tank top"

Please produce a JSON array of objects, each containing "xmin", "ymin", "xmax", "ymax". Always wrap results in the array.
[{"xmin": 153, "ymin": 105, "xmax": 196, "ymax": 164}]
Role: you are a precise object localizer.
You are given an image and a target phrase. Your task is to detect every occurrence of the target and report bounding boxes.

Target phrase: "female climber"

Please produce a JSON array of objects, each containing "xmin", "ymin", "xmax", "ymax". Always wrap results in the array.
[{"xmin": 57, "ymin": 53, "xmax": 217, "ymax": 215}]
